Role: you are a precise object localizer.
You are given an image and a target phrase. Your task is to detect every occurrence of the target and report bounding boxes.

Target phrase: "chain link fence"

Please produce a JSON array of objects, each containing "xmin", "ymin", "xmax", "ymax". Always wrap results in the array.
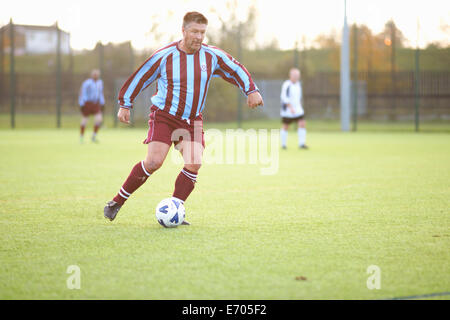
[{"xmin": 1, "ymin": 21, "xmax": 449, "ymax": 131}]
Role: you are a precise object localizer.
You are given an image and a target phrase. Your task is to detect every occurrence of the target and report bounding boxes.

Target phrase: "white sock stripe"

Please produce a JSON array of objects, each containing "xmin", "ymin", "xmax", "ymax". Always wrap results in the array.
[
  {"xmin": 182, "ymin": 170, "xmax": 197, "ymax": 181},
  {"xmin": 181, "ymin": 169, "xmax": 197, "ymax": 177},
  {"xmin": 120, "ymin": 187, "xmax": 131, "ymax": 196},
  {"xmin": 182, "ymin": 169, "xmax": 197, "ymax": 178},
  {"xmin": 182, "ymin": 173, "xmax": 197, "ymax": 182},
  {"xmin": 118, "ymin": 190, "xmax": 129, "ymax": 199},
  {"xmin": 141, "ymin": 161, "xmax": 151, "ymax": 176},
  {"xmin": 172, "ymin": 196, "xmax": 185, "ymax": 204}
]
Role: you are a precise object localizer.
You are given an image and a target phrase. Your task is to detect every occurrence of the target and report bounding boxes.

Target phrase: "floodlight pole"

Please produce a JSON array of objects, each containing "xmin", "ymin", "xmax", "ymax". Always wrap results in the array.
[
  {"xmin": 340, "ymin": 0, "xmax": 351, "ymax": 132},
  {"xmin": 352, "ymin": 24, "xmax": 358, "ymax": 132}
]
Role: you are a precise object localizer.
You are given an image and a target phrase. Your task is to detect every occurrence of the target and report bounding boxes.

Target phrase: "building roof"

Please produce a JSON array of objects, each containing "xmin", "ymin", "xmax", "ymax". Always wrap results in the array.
[{"xmin": 0, "ymin": 23, "xmax": 69, "ymax": 35}]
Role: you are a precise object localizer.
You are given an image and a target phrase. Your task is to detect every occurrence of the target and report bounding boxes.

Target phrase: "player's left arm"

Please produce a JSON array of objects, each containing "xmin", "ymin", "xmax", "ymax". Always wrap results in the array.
[
  {"xmin": 213, "ymin": 50, "xmax": 263, "ymax": 108},
  {"xmin": 247, "ymin": 91, "xmax": 263, "ymax": 108},
  {"xmin": 78, "ymin": 81, "xmax": 88, "ymax": 107}
]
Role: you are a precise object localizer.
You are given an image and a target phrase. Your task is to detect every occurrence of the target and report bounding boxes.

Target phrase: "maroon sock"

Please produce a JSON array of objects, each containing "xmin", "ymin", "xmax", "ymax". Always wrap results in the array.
[
  {"xmin": 172, "ymin": 167, "xmax": 198, "ymax": 202},
  {"xmin": 94, "ymin": 123, "xmax": 100, "ymax": 134},
  {"xmin": 80, "ymin": 125, "xmax": 85, "ymax": 136},
  {"xmin": 113, "ymin": 161, "xmax": 152, "ymax": 205}
]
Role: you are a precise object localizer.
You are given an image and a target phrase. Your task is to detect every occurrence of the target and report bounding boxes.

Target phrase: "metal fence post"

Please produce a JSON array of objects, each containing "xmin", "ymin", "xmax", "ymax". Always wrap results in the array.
[
  {"xmin": 237, "ymin": 22, "xmax": 242, "ymax": 129},
  {"xmin": 68, "ymin": 32, "xmax": 76, "ymax": 107},
  {"xmin": 129, "ymin": 42, "xmax": 134, "ymax": 127},
  {"xmin": 340, "ymin": 1, "xmax": 351, "ymax": 132},
  {"xmin": 113, "ymin": 90, "xmax": 118, "ymax": 128},
  {"xmin": 98, "ymin": 41, "xmax": 104, "ymax": 76},
  {"xmin": 301, "ymin": 36, "xmax": 307, "ymax": 77},
  {"xmin": 414, "ymin": 19, "xmax": 420, "ymax": 132},
  {"xmin": 9, "ymin": 18, "xmax": 15, "ymax": 129},
  {"xmin": 56, "ymin": 22, "xmax": 62, "ymax": 128},
  {"xmin": 0, "ymin": 24, "xmax": 4, "ymax": 109},
  {"xmin": 414, "ymin": 48, "xmax": 420, "ymax": 132},
  {"xmin": 391, "ymin": 22, "xmax": 397, "ymax": 121}
]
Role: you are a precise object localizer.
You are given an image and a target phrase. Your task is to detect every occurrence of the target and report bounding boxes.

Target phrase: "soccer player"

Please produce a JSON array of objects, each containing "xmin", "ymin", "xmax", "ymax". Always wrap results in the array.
[
  {"xmin": 103, "ymin": 12, "xmax": 264, "ymax": 224},
  {"xmin": 280, "ymin": 68, "xmax": 308, "ymax": 149},
  {"xmin": 78, "ymin": 69, "xmax": 105, "ymax": 143}
]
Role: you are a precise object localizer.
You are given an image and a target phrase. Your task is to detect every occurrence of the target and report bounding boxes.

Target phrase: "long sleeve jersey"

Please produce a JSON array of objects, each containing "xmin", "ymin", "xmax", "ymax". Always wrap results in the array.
[
  {"xmin": 280, "ymin": 80, "xmax": 304, "ymax": 118},
  {"xmin": 79, "ymin": 78, "xmax": 105, "ymax": 107},
  {"xmin": 118, "ymin": 41, "xmax": 258, "ymax": 120}
]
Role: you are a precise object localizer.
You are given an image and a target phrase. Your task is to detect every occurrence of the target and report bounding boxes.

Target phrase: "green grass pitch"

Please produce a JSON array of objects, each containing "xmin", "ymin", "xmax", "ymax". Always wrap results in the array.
[{"xmin": 0, "ymin": 122, "xmax": 449, "ymax": 299}]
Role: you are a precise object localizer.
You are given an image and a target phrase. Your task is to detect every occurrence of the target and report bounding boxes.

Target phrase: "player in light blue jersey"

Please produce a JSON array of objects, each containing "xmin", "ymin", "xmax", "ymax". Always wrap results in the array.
[{"xmin": 78, "ymin": 69, "xmax": 105, "ymax": 143}]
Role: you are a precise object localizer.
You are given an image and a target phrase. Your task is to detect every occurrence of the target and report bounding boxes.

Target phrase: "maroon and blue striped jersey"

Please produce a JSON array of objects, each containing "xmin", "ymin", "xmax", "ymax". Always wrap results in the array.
[{"xmin": 118, "ymin": 41, "xmax": 258, "ymax": 120}]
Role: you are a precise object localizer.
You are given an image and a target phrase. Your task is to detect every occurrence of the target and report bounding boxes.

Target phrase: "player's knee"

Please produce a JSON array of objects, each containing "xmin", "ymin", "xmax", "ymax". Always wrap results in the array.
[
  {"xmin": 185, "ymin": 163, "xmax": 201, "ymax": 173},
  {"xmin": 144, "ymin": 158, "xmax": 164, "ymax": 172}
]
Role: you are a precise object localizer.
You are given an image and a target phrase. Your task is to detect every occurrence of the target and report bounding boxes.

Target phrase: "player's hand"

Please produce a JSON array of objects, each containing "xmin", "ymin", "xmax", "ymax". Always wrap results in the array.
[
  {"xmin": 247, "ymin": 91, "xmax": 264, "ymax": 109},
  {"xmin": 288, "ymin": 105, "xmax": 296, "ymax": 114},
  {"xmin": 117, "ymin": 107, "xmax": 131, "ymax": 124}
]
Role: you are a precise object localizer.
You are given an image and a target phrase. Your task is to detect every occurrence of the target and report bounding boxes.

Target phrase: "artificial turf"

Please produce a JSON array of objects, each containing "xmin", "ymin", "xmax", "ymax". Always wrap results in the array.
[{"xmin": 0, "ymin": 123, "xmax": 449, "ymax": 299}]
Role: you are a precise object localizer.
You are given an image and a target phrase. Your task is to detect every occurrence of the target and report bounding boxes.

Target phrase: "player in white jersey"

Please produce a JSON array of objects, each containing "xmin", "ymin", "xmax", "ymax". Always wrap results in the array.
[{"xmin": 280, "ymin": 68, "xmax": 308, "ymax": 149}]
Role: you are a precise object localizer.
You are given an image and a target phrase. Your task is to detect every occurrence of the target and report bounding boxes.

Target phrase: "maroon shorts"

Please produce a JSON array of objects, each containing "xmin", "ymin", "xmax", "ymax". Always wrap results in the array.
[
  {"xmin": 143, "ymin": 105, "xmax": 205, "ymax": 148},
  {"xmin": 80, "ymin": 102, "xmax": 101, "ymax": 116}
]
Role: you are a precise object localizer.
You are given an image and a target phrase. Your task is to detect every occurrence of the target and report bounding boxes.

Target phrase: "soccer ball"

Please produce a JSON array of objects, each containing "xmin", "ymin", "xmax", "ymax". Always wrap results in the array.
[{"xmin": 155, "ymin": 198, "xmax": 185, "ymax": 228}]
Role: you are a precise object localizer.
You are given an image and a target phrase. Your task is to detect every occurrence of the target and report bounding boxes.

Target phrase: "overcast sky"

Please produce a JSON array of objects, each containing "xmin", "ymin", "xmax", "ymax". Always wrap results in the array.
[{"xmin": 2, "ymin": 0, "xmax": 449, "ymax": 50}]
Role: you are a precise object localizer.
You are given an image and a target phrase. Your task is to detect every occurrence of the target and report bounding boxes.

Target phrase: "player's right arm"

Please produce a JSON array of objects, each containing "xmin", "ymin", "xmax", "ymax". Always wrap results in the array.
[
  {"xmin": 116, "ymin": 53, "xmax": 162, "ymax": 124},
  {"xmin": 117, "ymin": 49, "xmax": 167, "ymax": 110},
  {"xmin": 117, "ymin": 107, "xmax": 130, "ymax": 124},
  {"xmin": 78, "ymin": 80, "xmax": 88, "ymax": 107},
  {"xmin": 116, "ymin": 44, "xmax": 176, "ymax": 124},
  {"xmin": 280, "ymin": 81, "xmax": 290, "ymax": 105},
  {"xmin": 280, "ymin": 81, "xmax": 295, "ymax": 114}
]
